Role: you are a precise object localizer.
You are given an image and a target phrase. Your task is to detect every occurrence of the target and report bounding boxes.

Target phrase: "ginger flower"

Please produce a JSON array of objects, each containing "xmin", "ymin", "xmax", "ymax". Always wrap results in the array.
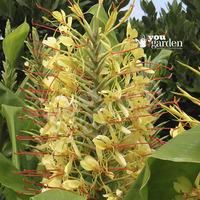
[
  {"xmin": 80, "ymin": 156, "xmax": 100, "ymax": 172},
  {"xmin": 25, "ymin": 3, "xmax": 164, "ymax": 200}
]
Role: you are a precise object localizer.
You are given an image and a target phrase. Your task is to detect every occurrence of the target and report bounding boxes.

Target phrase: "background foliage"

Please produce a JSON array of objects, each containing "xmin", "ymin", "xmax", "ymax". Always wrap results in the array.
[{"xmin": 131, "ymin": 0, "xmax": 200, "ymax": 121}]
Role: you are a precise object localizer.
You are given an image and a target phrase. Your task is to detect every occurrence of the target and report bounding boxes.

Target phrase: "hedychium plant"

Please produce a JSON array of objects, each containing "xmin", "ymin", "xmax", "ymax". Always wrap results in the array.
[{"xmin": 22, "ymin": 1, "xmax": 168, "ymax": 199}]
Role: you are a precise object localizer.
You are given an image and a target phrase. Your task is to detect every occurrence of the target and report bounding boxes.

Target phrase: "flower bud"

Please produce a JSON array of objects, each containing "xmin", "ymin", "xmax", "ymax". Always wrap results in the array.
[
  {"xmin": 47, "ymin": 177, "xmax": 62, "ymax": 188},
  {"xmin": 43, "ymin": 37, "xmax": 60, "ymax": 49},
  {"xmin": 114, "ymin": 151, "xmax": 127, "ymax": 167},
  {"xmin": 62, "ymin": 180, "xmax": 81, "ymax": 191},
  {"xmin": 64, "ymin": 160, "xmax": 73, "ymax": 177},
  {"xmin": 118, "ymin": 103, "xmax": 129, "ymax": 117},
  {"xmin": 52, "ymin": 10, "xmax": 66, "ymax": 23},
  {"xmin": 93, "ymin": 135, "xmax": 112, "ymax": 150},
  {"xmin": 80, "ymin": 156, "xmax": 100, "ymax": 171},
  {"xmin": 121, "ymin": 126, "xmax": 131, "ymax": 135}
]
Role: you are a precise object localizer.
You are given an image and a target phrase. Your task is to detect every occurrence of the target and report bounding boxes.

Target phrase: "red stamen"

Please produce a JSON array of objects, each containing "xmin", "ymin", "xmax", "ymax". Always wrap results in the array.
[
  {"xmin": 114, "ymin": 142, "xmax": 149, "ymax": 149},
  {"xmin": 26, "ymin": 70, "xmax": 58, "ymax": 78},
  {"xmin": 149, "ymin": 136, "xmax": 166, "ymax": 145},
  {"xmin": 20, "ymin": 87, "xmax": 51, "ymax": 93},
  {"xmin": 18, "ymin": 116, "xmax": 46, "ymax": 125},
  {"xmin": 32, "ymin": 21, "xmax": 60, "ymax": 33},
  {"xmin": 24, "ymin": 187, "xmax": 41, "ymax": 193},
  {"xmin": 122, "ymin": 90, "xmax": 160, "ymax": 100},
  {"xmin": 109, "ymin": 113, "xmax": 160, "ymax": 124},
  {"xmin": 15, "ymin": 151, "xmax": 48, "ymax": 156},
  {"xmin": 35, "ymin": 3, "xmax": 52, "ymax": 15},
  {"xmin": 25, "ymin": 95, "xmax": 48, "ymax": 101},
  {"xmin": 137, "ymin": 61, "xmax": 174, "ymax": 71},
  {"xmin": 152, "ymin": 73, "xmax": 173, "ymax": 81},
  {"xmin": 16, "ymin": 135, "xmax": 61, "ymax": 142}
]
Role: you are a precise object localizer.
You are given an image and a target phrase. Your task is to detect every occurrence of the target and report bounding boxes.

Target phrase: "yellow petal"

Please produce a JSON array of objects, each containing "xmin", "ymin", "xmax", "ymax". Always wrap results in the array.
[
  {"xmin": 62, "ymin": 180, "xmax": 81, "ymax": 190},
  {"xmin": 170, "ymin": 123, "xmax": 185, "ymax": 138},
  {"xmin": 93, "ymin": 135, "xmax": 112, "ymax": 150},
  {"xmin": 52, "ymin": 10, "xmax": 66, "ymax": 23},
  {"xmin": 43, "ymin": 37, "xmax": 60, "ymax": 49},
  {"xmin": 80, "ymin": 156, "xmax": 100, "ymax": 171},
  {"xmin": 43, "ymin": 76, "xmax": 58, "ymax": 90},
  {"xmin": 105, "ymin": 9, "xmax": 118, "ymax": 32},
  {"xmin": 93, "ymin": 113, "xmax": 106, "ymax": 124},
  {"xmin": 64, "ymin": 160, "xmax": 73, "ymax": 176},
  {"xmin": 127, "ymin": 22, "xmax": 138, "ymax": 38},
  {"xmin": 114, "ymin": 151, "xmax": 127, "ymax": 167},
  {"xmin": 41, "ymin": 155, "xmax": 56, "ymax": 170},
  {"xmin": 121, "ymin": 126, "xmax": 131, "ymax": 135},
  {"xmin": 48, "ymin": 177, "xmax": 62, "ymax": 187},
  {"xmin": 118, "ymin": 103, "xmax": 129, "ymax": 117},
  {"xmin": 133, "ymin": 48, "xmax": 144, "ymax": 60},
  {"xmin": 59, "ymin": 36, "xmax": 74, "ymax": 47},
  {"xmin": 71, "ymin": 138, "xmax": 81, "ymax": 158}
]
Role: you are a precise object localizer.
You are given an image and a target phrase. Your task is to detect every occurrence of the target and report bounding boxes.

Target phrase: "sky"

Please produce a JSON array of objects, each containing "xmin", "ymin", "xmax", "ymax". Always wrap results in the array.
[{"xmin": 124, "ymin": 0, "xmax": 183, "ymax": 19}]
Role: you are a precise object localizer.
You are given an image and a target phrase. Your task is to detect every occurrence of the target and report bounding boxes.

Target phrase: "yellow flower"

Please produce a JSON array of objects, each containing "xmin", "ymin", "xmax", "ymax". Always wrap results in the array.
[
  {"xmin": 64, "ymin": 160, "xmax": 73, "ymax": 177},
  {"xmin": 114, "ymin": 151, "xmax": 127, "ymax": 167},
  {"xmin": 54, "ymin": 95, "xmax": 71, "ymax": 108},
  {"xmin": 127, "ymin": 22, "xmax": 138, "ymax": 38},
  {"xmin": 69, "ymin": 3, "xmax": 84, "ymax": 19},
  {"xmin": 103, "ymin": 193, "xmax": 118, "ymax": 200},
  {"xmin": 133, "ymin": 48, "xmax": 144, "ymax": 60},
  {"xmin": 41, "ymin": 154, "xmax": 56, "ymax": 170},
  {"xmin": 49, "ymin": 138, "xmax": 67, "ymax": 154},
  {"xmin": 62, "ymin": 180, "xmax": 81, "ymax": 191},
  {"xmin": 52, "ymin": 10, "xmax": 66, "ymax": 23},
  {"xmin": 116, "ymin": 189, "xmax": 123, "ymax": 197},
  {"xmin": 170, "ymin": 123, "xmax": 185, "ymax": 138},
  {"xmin": 105, "ymin": 171, "xmax": 114, "ymax": 180},
  {"xmin": 43, "ymin": 76, "xmax": 59, "ymax": 91},
  {"xmin": 58, "ymin": 71, "xmax": 77, "ymax": 92},
  {"xmin": 121, "ymin": 126, "xmax": 131, "ymax": 135},
  {"xmin": 71, "ymin": 137, "xmax": 81, "ymax": 158},
  {"xmin": 118, "ymin": 103, "xmax": 129, "ymax": 117},
  {"xmin": 59, "ymin": 36, "xmax": 74, "ymax": 47},
  {"xmin": 93, "ymin": 108, "xmax": 114, "ymax": 124},
  {"xmin": 100, "ymin": 90, "xmax": 121, "ymax": 104},
  {"xmin": 93, "ymin": 135, "xmax": 112, "ymax": 150},
  {"xmin": 136, "ymin": 136, "xmax": 152, "ymax": 155},
  {"xmin": 47, "ymin": 177, "xmax": 62, "ymax": 188},
  {"xmin": 80, "ymin": 156, "xmax": 100, "ymax": 171},
  {"xmin": 43, "ymin": 37, "xmax": 60, "ymax": 49}
]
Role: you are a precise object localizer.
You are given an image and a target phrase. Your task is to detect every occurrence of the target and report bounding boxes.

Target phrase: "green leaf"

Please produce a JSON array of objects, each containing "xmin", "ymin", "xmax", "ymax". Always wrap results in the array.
[
  {"xmin": 152, "ymin": 49, "xmax": 172, "ymax": 64},
  {"xmin": 124, "ymin": 163, "xmax": 150, "ymax": 200},
  {"xmin": 1, "ymin": 105, "xmax": 33, "ymax": 169},
  {"xmin": 0, "ymin": 82, "xmax": 25, "ymax": 106},
  {"xmin": 0, "ymin": 153, "xmax": 26, "ymax": 192},
  {"xmin": 3, "ymin": 188, "xmax": 23, "ymax": 200},
  {"xmin": 152, "ymin": 125, "xmax": 200, "ymax": 163},
  {"xmin": 126, "ymin": 159, "xmax": 200, "ymax": 200},
  {"xmin": 31, "ymin": 189, "xmax": 86, "ymax": 200},
  {"xmin": 15, "ymin": 0, "xmax": 29, "ymax": 7},
  {"xmin": 148, "ymin": 160, "xmax": 199, "ymax": 200},
  {"xmin": 3, "ymin": 21, "xmax": 30, "ymax": 68},
  {"xmin": 0, "ymin": 0, "xmax": 14, "ymax": 18},
  {"xmin": 177, "ymin": 61, "xmax": 200, "ymax": 76},
  {"xmin": 126, "ymin": 125, "xmax": 200, "ymax": 200},
  {"xmin": 1, "ymin": 105, "xmax": 22, "ymax": 168}
]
